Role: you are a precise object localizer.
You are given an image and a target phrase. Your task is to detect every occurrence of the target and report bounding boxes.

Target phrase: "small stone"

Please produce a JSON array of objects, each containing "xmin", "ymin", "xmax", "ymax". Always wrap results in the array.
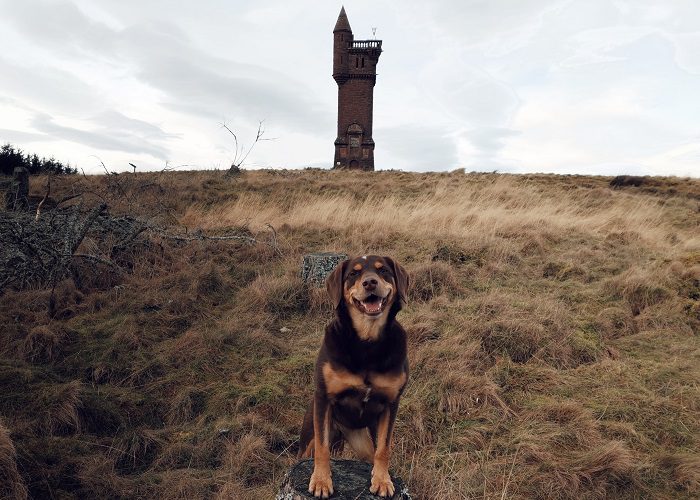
[{"xmin": 280, "ymin": 327, "xmax": 291, "ymax": 334}]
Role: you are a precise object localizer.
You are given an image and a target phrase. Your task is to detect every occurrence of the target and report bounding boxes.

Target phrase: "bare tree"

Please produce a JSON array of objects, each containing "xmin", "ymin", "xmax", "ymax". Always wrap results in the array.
[{"xmin": 221, "ymin": 120, "xmax": 275, "ymax": 175}]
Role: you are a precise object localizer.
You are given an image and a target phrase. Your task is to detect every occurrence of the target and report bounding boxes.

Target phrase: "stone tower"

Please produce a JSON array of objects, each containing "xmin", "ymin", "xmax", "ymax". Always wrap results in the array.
[{"xmin": 333, "ymin": 6, "xmax": 382, "ymax": 170}]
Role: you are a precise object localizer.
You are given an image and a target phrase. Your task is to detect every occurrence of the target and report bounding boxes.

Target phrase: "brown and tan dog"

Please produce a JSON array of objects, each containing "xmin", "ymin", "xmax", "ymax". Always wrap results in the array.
[{"xmin": 298, "ymin": 255, "xmax": 409, "ymax": 498}]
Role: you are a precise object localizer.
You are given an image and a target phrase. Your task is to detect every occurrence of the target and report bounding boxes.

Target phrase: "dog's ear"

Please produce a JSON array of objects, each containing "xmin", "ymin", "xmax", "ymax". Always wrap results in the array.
[
  {"xmin": 326, "ymin": 259, "xmax": 348, "ymax": 309},
  {"xmin": 385, "ymin": 256, "xmax": 409, "ymax": 304}
]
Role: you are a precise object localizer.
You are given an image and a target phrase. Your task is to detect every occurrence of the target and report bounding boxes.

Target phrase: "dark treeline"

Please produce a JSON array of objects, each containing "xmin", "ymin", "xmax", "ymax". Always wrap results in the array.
[{"xmin": 1, "ymin": 143, "xmax": 77, "ymax": 176}]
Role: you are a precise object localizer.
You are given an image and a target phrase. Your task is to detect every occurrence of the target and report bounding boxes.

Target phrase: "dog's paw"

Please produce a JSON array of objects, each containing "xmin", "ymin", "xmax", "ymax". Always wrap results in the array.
[
  {"xmin": 369, "ymin": 468, "xmax": 395, "ymax": 497},
  {"xmin": 308, "ymin": 470, "xmax": 334, "ymax": 498}
]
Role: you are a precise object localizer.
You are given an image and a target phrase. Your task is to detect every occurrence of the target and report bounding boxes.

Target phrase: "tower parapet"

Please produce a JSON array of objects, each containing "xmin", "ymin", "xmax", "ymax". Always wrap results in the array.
[{"xmin": 332, "ymin": 7, "xmax": 382, "ymax": 170}]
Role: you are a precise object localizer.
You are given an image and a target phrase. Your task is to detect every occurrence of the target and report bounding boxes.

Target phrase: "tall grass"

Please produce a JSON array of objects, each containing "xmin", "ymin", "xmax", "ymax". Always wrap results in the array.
[{"xmin": 183, "ymin": 175, "xmax": 676, "ymax": 245}]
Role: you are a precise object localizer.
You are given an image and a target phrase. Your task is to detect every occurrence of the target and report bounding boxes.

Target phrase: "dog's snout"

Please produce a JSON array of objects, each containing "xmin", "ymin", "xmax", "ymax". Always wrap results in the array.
[{"xmin": 362, "ymin": 277, "xmax": 378, "ymax": 291}]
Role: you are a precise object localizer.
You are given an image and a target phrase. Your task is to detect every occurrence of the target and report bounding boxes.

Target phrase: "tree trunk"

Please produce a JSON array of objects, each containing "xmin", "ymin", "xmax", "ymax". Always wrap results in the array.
[{"xmin": 276, "ymin": 459, "xmax": 411, "ymax": 499}]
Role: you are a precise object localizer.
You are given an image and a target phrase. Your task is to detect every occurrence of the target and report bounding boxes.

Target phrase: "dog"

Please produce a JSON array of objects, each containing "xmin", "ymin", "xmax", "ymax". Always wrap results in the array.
[{"xmin": 298, "ymin": 255, "xmax": 409, "ymax": 498}]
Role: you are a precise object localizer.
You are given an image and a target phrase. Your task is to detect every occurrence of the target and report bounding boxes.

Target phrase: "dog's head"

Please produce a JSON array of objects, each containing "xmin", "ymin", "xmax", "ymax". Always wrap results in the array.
[{"xmin": 326, "ymin": 255, "xmax": 409, "ymax": 322}]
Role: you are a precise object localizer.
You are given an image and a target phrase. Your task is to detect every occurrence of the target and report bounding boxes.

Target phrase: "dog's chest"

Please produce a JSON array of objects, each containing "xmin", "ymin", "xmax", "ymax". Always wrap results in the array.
[{"xmin": 322, "ymin": 362, "xmax": 406, "ymax": 403}]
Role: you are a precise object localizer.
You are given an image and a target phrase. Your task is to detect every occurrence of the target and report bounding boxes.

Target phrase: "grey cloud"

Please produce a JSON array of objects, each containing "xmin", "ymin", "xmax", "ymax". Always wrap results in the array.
[
  {"xmin": 421, "ymin": 0, "xmax": 565, "ymax": 46},
  {"xmin": 377, "ymin": 125, "xmax": 458, "ymax": 171},
  {"xmin": 0, "ymin": 59, "xmax": 105, "ymax": 113},
  {"xmin": 0, "ymin": 129, "xmax": 49, "ymax": 143},
  {"xmin": 468, "ymin": 127, "xmax": 520, "ymax": 156},
  {"xmin": 422, "ymin": 57, "xmax": 520, "ymax": 128},
  {"xmin": 2, "ymin": 1, "xmax": 332, "ymax": 135},
  {"xmin": 92, "ymin": 111, "xmax": 180, "ymax": 140},
  {"xmin": 32, "ymin": 113, "xmax": 169, "ymax": 159},
  {"xmin": 2, "ymin": 0, "xmax": 117, "ymax": 57},
  {"xmin": 117, "ymin": 23, "xmax": 332, "ymax": 133}
]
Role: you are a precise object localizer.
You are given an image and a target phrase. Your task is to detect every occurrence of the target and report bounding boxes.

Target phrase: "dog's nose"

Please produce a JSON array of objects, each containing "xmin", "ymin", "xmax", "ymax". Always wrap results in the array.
[{"xmin": 362, "ymin": 277, "xmax": 378, "ymax": 291}]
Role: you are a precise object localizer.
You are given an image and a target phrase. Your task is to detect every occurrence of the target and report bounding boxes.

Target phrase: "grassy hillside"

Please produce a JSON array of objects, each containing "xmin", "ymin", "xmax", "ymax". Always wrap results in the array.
[{"xmin": 1, "ymin": 169, "xmax": 699, "ymax": 499}]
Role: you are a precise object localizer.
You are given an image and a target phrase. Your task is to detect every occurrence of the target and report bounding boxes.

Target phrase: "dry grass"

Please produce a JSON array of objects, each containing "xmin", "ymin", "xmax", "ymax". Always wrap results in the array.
[
  {"xmin": 0, "ymin": 169, "xmax": 698, "ymax": 498},
  {"xmin": 0, "ymin": 420, "xmax": 27, "ymax": 500}
]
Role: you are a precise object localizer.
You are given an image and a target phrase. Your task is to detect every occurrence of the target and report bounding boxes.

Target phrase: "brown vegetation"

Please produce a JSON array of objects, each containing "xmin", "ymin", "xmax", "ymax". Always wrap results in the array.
[{"xmin": 0, "ymin": 169, "xmax": 698, "ymax": 499}]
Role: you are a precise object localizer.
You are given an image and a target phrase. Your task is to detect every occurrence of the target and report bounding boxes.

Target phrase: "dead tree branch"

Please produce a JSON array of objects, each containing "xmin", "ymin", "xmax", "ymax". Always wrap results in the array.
[
  {"xmin": 35, "ymin": 173, "xmax": 52, "ymax": 221},
  {"xmin": 222, "ymin": 120, "xmax": 277, "ymax": 175}
]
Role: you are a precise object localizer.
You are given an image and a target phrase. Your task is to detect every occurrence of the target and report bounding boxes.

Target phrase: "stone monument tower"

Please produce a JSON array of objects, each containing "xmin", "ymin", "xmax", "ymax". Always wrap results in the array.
[{"xmin": 332, "ymin": 7, "xmax": 382, "ymax": 170}]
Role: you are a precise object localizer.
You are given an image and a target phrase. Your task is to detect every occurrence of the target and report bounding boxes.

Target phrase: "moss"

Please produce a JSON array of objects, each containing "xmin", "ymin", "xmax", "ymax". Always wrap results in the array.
[{"xmin": 570, "ymin": 327, "xmax": 604, "ymax": 365}]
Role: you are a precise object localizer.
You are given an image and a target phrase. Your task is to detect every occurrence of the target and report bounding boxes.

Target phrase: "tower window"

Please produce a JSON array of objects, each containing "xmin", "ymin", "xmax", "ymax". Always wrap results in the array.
[
  {"xmin": 355, "ymin": 57, "xmax": 359, "ymax": 68},
  {"xmin": 362, "ymin": 57, "xmax": 365, "ymax": 68}
]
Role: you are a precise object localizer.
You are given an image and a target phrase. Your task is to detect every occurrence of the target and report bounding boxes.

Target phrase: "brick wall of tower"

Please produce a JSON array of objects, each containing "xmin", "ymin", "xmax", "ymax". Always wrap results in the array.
[
  {"xmin": 337, "ymin": 79, "xmax": 374, "ymax": 141},
  {"xmin": 332, "ymin": 8, "xmax": 381, "ymax": 170}
]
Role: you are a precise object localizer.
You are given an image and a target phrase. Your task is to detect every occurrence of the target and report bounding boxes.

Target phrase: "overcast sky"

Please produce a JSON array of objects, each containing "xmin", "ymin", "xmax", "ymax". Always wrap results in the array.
[{"xmin": 0, "ymin": 0, "xmax": 698, "ymax": 175}]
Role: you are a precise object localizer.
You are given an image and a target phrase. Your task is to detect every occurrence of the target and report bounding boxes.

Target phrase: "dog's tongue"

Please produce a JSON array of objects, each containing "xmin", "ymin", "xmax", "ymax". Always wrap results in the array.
[{"xmin": 362, "ymin": 300, "xmax": 382, "ymax": 313}]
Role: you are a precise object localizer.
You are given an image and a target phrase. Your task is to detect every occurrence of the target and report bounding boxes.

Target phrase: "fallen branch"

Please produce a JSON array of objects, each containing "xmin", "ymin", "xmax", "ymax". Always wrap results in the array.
[
  {"xmin": 146, "ymin": 224, "xmax": 282, "ymax": 256},
  {"xmin": 71, "ymin": 253, "xmax": 123, "ymax": 271}
]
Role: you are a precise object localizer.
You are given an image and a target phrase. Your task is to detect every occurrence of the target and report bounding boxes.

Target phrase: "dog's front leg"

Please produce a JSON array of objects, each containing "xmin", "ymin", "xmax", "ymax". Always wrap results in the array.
[
  {"xmin": 309, "ymin": 392, "xmax": 333, "ymax": 498},
  {"xmin": 370, "ymin": 402, "xmax": 398, "ymax": 497}
]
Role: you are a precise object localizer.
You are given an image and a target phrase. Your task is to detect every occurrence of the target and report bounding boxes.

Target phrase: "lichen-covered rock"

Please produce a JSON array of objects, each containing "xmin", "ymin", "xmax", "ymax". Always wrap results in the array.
[
  {"xmin": 301, "ymin": 252, "xmax": 347, "ymax": 286},
  {"xmin": 276, "ymin": 459, "xmax": 410, "ymax": 500}
]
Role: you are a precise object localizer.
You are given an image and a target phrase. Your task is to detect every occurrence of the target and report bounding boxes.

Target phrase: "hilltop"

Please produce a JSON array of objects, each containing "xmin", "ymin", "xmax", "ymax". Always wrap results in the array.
[{"xmin": 1, "ymin": 169, "xmax": 698, "ymax": 499}]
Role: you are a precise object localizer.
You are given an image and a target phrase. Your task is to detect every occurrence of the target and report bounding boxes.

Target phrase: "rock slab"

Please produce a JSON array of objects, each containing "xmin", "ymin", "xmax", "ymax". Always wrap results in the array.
[
  {"xmin": 276, "ymin": 459, "xmax": 411, "ymax": 500},
  {"xmin": 301, "ymin": 252, "xmax": 347, "ymax": 286}
]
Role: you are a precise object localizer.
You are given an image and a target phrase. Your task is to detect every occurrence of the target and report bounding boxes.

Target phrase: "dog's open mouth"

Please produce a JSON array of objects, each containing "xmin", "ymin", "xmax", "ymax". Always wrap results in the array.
[{"xmin": 353, "ymin": 294, "xmax": 388, "ymax": 316}]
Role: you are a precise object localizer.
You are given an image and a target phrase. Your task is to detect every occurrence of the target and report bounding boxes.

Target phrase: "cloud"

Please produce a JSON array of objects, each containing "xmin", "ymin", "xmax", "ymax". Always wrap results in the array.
[
  {"xmin": 377, "ymin": 124, "xmax": 458, "ymax": 171},
  {"xmin": 91, "ymin": 110, "xmax": 179, "ymax": 141},
  {"xmin": 0, "ymin": 58, "xmax": 106, "ymax": 113},
  {"xmin": 0, "ymin": 129, "xmax": 48, "ymax": 143},
  {"xmin": 2, "ymin": 0, "xmax": 116, "ymax": 57},
  {"xmin": 2, "ymin": 1, "xmax": 332, "ymax": 135},
  {"xmin": 116, "ymin": 22, "xmax": 332, "ymax": 133},
  {"xmin": 31, "ymin": 113, "xmax": 169, "ymax": 159},
  {"xmin": 671, "ymin": 32, "xmax": 700, "ymax": 74}
]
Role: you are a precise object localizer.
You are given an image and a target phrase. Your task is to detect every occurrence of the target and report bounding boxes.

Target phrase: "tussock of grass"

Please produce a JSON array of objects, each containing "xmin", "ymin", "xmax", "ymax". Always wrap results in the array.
[
  {"xmin": 659, "ymin": 453, "xmax": 700, "ymax": 494},
  {"xmin": 0, "ymin": 420, "xmax": 27, "ymax": 500},
  {"xmin": 22, "ymin": 325, "xmax": 66, "ymax": 362},
  {"xmin": 33, "ymin": 380, "xmax": 83, "ymax": 436},
  {"xmin": 409, "ymin": 261, "xmax": 464, "ymax": 301},
  {"xmin": 1, "ymin": 170, "xmax": 698, "ymax": 498}
]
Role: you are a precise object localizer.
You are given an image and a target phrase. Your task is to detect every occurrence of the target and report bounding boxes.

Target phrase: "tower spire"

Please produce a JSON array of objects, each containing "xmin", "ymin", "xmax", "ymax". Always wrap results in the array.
[{"xmin": 334, "ymin": 6, "xmax": 352, "ymax": 32}]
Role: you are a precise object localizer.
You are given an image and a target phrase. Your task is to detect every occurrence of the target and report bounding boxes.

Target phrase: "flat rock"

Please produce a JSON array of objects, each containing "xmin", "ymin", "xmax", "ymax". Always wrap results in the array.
[{"xmin": 276, "ymin": 459, "xmax": 410, "ymax": 499}]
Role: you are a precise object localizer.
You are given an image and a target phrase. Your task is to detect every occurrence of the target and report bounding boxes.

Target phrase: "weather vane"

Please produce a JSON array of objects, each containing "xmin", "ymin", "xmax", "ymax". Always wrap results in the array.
[{"xmin": 372, "ymin": 27, "xmax": 377, "ymax": 39}]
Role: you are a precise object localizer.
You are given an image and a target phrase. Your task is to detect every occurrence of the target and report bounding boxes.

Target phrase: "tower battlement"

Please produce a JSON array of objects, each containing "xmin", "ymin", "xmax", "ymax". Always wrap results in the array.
[
  {"xmin": 332, "ymin": 7, "xmax": 381, "ymax": 170},
  {"xmin": 350, "ymin": 40, "xmax": 382, "ymax": 50}
]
